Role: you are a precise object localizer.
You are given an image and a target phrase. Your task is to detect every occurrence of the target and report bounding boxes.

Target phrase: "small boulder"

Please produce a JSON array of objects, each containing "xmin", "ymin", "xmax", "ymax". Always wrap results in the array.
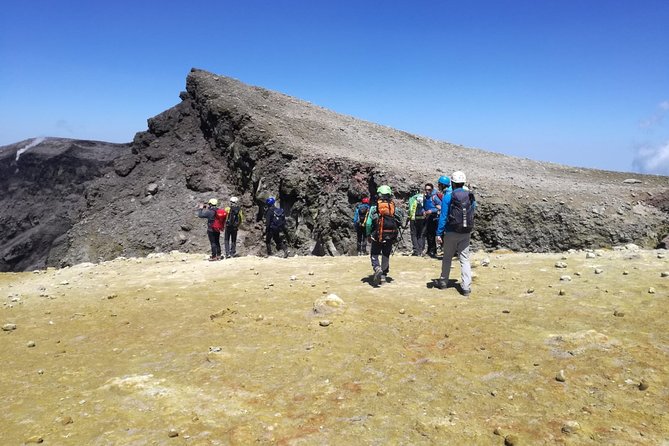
[{"xmin": 313, "ymin": 294, "xmax": 345, "ymax": 315}]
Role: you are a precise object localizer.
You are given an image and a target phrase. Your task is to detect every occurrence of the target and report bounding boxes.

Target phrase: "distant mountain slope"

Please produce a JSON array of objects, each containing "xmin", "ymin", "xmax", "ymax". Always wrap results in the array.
[{"xmin": 1, "ymin": 68, "xmax": 668, "ymax": 271}]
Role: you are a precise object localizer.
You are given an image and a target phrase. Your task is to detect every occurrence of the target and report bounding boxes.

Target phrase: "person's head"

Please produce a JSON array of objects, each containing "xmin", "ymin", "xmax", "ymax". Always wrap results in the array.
[
  {"xmin": 361, "ymin": 197, "xmax": 370, "ymax": 204},
  {"xmin": 208, "ymin": 198, "xmax": 219, "ymax": 207},
  {"xmin": 377, "ymin": 185, "xmax": 392, "ymax": 197},
  {"xmin": 424, "ymin": 183, "xmax": 434, "ymax": 195},
  {"xmin": 437, "ymin": 175, "xmax": 451, "ymax": 191},
  {"xmin": 451, "ymin": 171, "xmax": 466, "ymax": 188},
  {"xmin": 230, "ymin": 196, "xmax": 239, "ymax": 204},
  {"xmin": 265, "ymin": 197, "xmax": 276, "ymax": 207}
]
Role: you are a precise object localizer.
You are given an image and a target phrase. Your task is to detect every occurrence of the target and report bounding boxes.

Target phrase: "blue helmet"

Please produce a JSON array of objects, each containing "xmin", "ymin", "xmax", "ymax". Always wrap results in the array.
[
  {"xmin": 438, "ymin": 175, "xmax": 451, "ymax": 187},
  {"xmin": 265, "ymin": 197, "xmax": 276, "ymax": 206}
]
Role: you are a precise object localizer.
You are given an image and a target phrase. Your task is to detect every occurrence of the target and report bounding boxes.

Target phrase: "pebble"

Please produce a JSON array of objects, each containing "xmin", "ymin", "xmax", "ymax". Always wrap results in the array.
[
  {"xmin": 480, "ymin": 258, "xmax": 490, "ymax": 266},
  {"xmin": 555, "ymin": 262, "xmax": 568, "ymax": 269},
  {"xmin": 594, "ymin": 268, "xmax": 604, "ymax": 274},
  {"xmin": 658, "ymin": 254, "xmax": 666, "ymax": 259},
  {"xmin": 560, "ymin": 275, "xmax": 572, "ymax": 281},
  {"xmin": 58, "ymin": 415, "xmax": 74, "ymax": 425},
  {"xmin": 25, "ymin": 436, "xmax": 44, "ymax": 444},
  {"xmin": 504, "ymin": 434, "xmax": 519, "ymax": 446},
  {"xmin": 27, "ymin": 340, "xmax": 36, "ymax": 348},
  {"xmin": 168, "ymin": 429, "xmax": 179, "ymax": 438},
  {"xmin": 622, "ymin": 270, "xmax": 629, "ymax": 275},
  {"xmin": 639, "ymin": 380, "xmax": 649, "ymax": 391},
  {"xmin": 289, "ymin": 275, "xmax": 297, "ymax": 281},
  {"xmin": 613, "ymin": 310, "xmax": 625, "ymax": 317},
  {"xmin": 308, "ymin": 271, "xmax": 315, "ymax": 276},
  {"xmin": 2, "ymin": 323, "xmax": 17, "ymax": 331},
  {"xmin": 661, "ymin": 272, "xmax": 669, "ymax": 278},
  {"xmin": 319, "ymin": 320, "xmax": 331, "ymax": 327},
  {"xmin": 586, "ymin": 252, "xmax": 596, "ymax": 259},
  {"xmin": 561, "ymin": 420, "xmax": 581, "ymax": 434},
  {"xmin": 648, "ymin": 287, "xmax": 656, "ymax": 294},
  {"xmin": 556, "ymin": 370, "xmax": 566, "ymax": 382},
  {"xmin": 399, "ymin": 308, "xmax": 406, "ymax": 314},
  {"xmin": 526, "ymin": 288, "xmax": 534, "ymax": 294},
  {"xmin": 558, "ymin": 289, "xmax": 567, "ymax": 296}
]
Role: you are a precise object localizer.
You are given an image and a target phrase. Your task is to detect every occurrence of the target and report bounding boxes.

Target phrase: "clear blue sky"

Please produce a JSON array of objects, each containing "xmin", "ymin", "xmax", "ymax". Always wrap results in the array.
[{"xmin": 2, "ymin": 0, "xmax": 669, "ymax": 174}]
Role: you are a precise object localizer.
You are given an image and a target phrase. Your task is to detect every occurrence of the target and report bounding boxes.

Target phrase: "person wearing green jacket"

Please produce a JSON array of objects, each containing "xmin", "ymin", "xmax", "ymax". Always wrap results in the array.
[
  {"xmin": 365, "ymin": 185, "xmax": 405, "ymax": 286},
  {"xmin": 407, "ymin": 190, "xmax": 426, "ymax": 256}
]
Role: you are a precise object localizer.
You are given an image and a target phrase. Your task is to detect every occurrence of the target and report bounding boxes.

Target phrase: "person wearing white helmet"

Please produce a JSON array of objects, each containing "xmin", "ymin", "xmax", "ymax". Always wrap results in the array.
[
  {"xmin": 435, "ymin": 171, "xmax": 477, "ymax": 296},
  {"xmin": 197, "ymin": 198, "xmax": 224, "ymax": 260},
  {"xmin": 223, "ymin": 196, "xmax": 244, "ymax": 259}
]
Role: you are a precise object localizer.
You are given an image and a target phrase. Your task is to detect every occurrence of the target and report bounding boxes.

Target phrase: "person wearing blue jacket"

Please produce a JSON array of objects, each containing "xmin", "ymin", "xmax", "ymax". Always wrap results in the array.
[
  {"xmin": 352, "ymin": 197, "xmax": 371, "ymax": 255},
  {"xmin": 422, "ymin": 183, "xmax": 440, "ymax": 257},
  {"xmin": 436, "ymin": 171, "xmax": 477, "ymax": 296}
]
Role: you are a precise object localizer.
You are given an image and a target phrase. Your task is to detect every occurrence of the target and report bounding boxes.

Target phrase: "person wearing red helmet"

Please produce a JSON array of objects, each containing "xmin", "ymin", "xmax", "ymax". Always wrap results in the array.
[{"xmin": 352, "ymin": 196, "xmax": 371, "ymax": 255}]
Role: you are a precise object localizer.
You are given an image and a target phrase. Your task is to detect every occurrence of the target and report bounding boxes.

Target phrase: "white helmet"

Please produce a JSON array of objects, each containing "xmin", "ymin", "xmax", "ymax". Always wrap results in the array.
[
  {"xmin": 451, "ymin": 171, "xmax": 466, "ymax": 184},
  {"xmin": 230, "ymin": 196, "xmax": 239, "ymax": 204}
]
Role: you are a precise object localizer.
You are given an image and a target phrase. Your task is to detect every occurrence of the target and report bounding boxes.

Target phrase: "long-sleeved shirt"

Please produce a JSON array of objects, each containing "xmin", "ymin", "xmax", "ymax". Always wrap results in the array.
[{"xmin": 436, "ymin": 188, "xmax": 477, "ymax": 236}]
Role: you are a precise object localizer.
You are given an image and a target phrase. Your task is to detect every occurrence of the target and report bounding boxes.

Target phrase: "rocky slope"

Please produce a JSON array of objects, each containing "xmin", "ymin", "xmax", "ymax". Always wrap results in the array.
[{"xmin": 1, "ymin": 68, "xmax": 668, "ymax": 271}]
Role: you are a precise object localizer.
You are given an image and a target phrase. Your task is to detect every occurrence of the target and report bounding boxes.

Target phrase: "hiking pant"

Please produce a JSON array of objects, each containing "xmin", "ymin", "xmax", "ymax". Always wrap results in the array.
[
  {"xmin": 355, "ymin": 225, "xmax": 367, "ymax": 254},
  {"xmin": 370, "ymin": 239, "xmax": 392, "ymax": 275},
  {"xmin": 425, "ymin": 214, "xmax": 438, "ymax": 255},
  {"xmin": 207, "ymin": 230, "xmax": 222, "ymax": 257},
  {"xmin": 224, "ymin": 227, "xmax": 238, "ymax": 257},
  {"xmin": 410, "ymin": 218, "xmax": 426, "ymax": 255},
  {"xmin": 266, "ymin": 229, "xmax": 286, "ymax": 256},
  {"xmin": 440, "ymin": 232, "xmax": 472, "ymax": 291}
]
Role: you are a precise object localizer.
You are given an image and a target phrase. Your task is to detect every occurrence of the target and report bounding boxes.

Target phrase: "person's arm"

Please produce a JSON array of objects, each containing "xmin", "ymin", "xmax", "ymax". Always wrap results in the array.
[
  {"xmin": 436, "ymin": 193, "xmax": 451, "ymax": 240},
  {"xmin": 365, "ymin": 206, "xmax": 375, "ymax": 236},
  {"xmin": 353, "ymin": 206, "xmax": 360, "ymax": 224}
]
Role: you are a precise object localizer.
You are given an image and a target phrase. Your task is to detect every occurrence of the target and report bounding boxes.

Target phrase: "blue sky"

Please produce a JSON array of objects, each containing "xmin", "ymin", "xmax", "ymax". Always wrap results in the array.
[{"xmin": 2, "ymin": 1, "xmax": 669, "ymax": 175}]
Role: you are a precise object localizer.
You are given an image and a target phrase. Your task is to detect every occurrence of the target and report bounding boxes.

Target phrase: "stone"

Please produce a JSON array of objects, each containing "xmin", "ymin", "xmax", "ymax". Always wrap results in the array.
[
  {"xmin": 527, "ymin": 288, "xmax": 535, "ymax": 294},
  {"xmin": 555, "ymin": 262, "xmax": 568, "ymax": 269},
  {"xmin": 649, "ymin": 287, "xmax": 656, "ymax": 294},
  {"xmin": 661, "ymin": 272, "xmax": 669, "ymax": 278},
  {"xmin": 555, "ymin": 370, "xmax": 566, "ymax": 382},
  {"xmin": 560, "ymin": 275, "xmax": 572, "ymax": 281},
  {"xmin": 561, "ymin": 420, "xmax": 581, "ymax": 434},
  {"xmin": 319, "ymin": 320, "xmax": 331, "ymax": 327},
  {"xmin": 558, "ymin": 289, "xmax": 567, "ymax": 296},
  {"xmin": 594, "ymin": 268, "xmax": 603, "ymax": 274},
  {"xmin": 622, "ymin": 270, "xmax": 629, "ymax": 275},
  {"xmin": 147, "ymin": 183, "xmax": 159, "ymax": 195},
  {"xmin": 639, "ymin": 380, "xmax": 649, "ymax": 391},
  {"xmin": 480, "ymin": 258, "xmax": 491, "ymax": 266},
  {"xmin": 613, "ymin": 310, "xmax": 625, "ymax": 317},
  {"xmin": 25, "ymin": 436, "xmax": 44, "ymax": 444},
  {"xmin": 2, "ymin": 323, "xmax": 17, "ymax": 331},
  {"xmin": 586, "ymin": 252, "xmax": 596, "ymax": 259},
  {"xmin": 399, "ymin": 308, "xmax": 406, "ymax": 314},
  {"xmin": 504, "ymin": 434, "xmax": 519, "ymax": 446},
  {"xmin": 623, "ymin": 178, "xmax": 642, "ymax": 184},
  {"xmin": 27, "ymin": 340, "xmax": 36, "ymax": 347},
  {"xmin": 313, "ymin": 294, "xmax": 345, "ymax": 315},
  {"xmin": 57, "ymin": 415, "xmax": 74, "ymax": 425},
  {"xmin": 168, "ymin": 428, "xmax": 179, "ymax": 438}
]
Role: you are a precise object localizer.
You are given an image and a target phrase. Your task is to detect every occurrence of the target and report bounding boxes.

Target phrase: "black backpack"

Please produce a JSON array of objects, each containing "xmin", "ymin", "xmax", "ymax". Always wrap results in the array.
[
  {"xmin": 226, "ymin": 206, "xmax": 241, "ymax": 229},
  {"xmin": 446, "ymin": 189, "xmax": 476, "ymax": 233},
  {"xmin": 269, "ymin": 207, "xmax": 286, "ymax": 231}
]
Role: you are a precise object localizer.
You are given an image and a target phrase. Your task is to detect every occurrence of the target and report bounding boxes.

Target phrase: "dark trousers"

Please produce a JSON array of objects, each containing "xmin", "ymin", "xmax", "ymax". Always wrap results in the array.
[
  {"xmin": 355, "ymin": 225, "xmax": 367, "ymax": 254},
  {"xmin": 425, "ymin": 214, "xmax": 438, "ymax": 255},
  {"xmin": 224, "ymin": 227, "xmax": 238, "ymax": 257},
  {"xmin": 207, "ymin": 230, "xmax": 221, "ymax": 257},
  {"xmin": 266, "ymin": 229, "xmax": 286, "ymax": 256},
  {"xmin": 370, "ymin": 239, "xmax": 393, "ymax": 274},
  {"xmin": 410, "ymin": 218, "xmax": 426, "ymax": 255}
]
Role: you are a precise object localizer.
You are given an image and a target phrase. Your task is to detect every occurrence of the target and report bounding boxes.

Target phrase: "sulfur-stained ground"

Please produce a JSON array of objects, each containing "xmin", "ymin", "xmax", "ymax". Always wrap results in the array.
[{"xmin": 1, "ymin": 247, "xmax": 668, "ymax": 445}]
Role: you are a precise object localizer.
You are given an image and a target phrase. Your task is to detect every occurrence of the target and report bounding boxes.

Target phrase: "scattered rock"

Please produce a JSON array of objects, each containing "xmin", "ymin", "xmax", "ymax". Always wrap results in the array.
[
  {"xmin": 622, "ymin": 270, "xmax": 629, "ymax": 275},
  {"xmin": 561, "ymin": 420, "xmax": 581, "ymax": 434},
  {"xmin": 555, "ymin": 262, "xmax": 568, "ymax": 269},
  {"xmin": 319, "ymin": 320, "xmax": 331, "ymax": 327},
  {"xmin": 613, "ymin": 310, "xmax": 625, "ymax": 317},
  {"xmin": 399, "ymin": 308, "xmax": 406, "ymax": 314},
  {"xmin": 594, "ymin": 268, "xmax": 604, "ymax": 274},
  {"xmin": 658, "ymin": 253, "xmax": 666, "ymax": 259},
  {"xmin": 167, "ymin": 428, "xmax": 179, "ymax": 438},
  {"xmin": 2, "ymin": 323, "xmax": 17, "ymax": 331},
  {"xmin": 558, "ymin": 289, "xmax": 567, "ymax": 296},
  {"xmin": 560, "ymin": 275, "xmax": 572, "ymax": 281},
  {"xmin": 289, "ymin": 275, "xmax": 297, "ymax": 281},
  {"xmin": 504, "ymin": 434, "xmax": 519, "ymax": 446},
  {"xmin": 638, "ymin": 380, "xmax": 649, "ymax": 391},
  {"xmin": 648, "ymin": 287, "xmax": 656, "ymax": 294},
  {"xmin": 25, "ymin": 435, "xmax": 44, "ymax": 444},
  {"xmin": 661, "ymin": 272, "xmax": 669, "ymax": 278},
  {"xmin": 585, "ymin": 252, "xmax": 596, "ymax": 259},
  {"xmin": 556, "ymin": 370, "xmax": 566, "ymax": 382},
  {"xmin": 313, "ymin": 294, "xmax": 345, "ymax": 315},
  {"xmin": 480, "ymin": 258, "xmax": 490, "ymax": 266},
  {"xmin": 57, "ymin": 415, "xmax": 73, "ymax": 425},
  {"xmin": 147, "ymin": 183, "xmax": 159, "ymax": 195},
  {"xmin": 527, "ymin": 288, "xmax": 535, "ymax": 294},
  {"xmin": 209, "ymin": 346, "xmax": 222, "ymax": 353},
  {"xmin": 27, "ymin": 340, "xmax": 36, "ymax": 347},
  {"xmin": 623, "ymin": 178, "xmax": 642, "ymax": 184}
]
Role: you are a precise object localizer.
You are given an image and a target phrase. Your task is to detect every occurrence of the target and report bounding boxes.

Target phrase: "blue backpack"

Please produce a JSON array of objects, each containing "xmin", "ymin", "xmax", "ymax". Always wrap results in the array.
[{"xmin": 269, "ymin": 207, "xmax": 286, "ymax": 231}]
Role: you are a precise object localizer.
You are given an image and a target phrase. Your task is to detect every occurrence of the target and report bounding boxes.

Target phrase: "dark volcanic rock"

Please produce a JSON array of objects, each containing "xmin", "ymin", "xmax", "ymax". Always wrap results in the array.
[{"xmin": 1, "ymin": 68, "xmax": 669, "ymax": 271}]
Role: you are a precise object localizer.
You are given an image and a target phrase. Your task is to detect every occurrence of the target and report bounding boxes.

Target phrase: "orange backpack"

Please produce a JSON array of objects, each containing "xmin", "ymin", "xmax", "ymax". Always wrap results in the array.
[{"xmin": 376, "ymin": 199, "xmax": 398, "ymax": 242}]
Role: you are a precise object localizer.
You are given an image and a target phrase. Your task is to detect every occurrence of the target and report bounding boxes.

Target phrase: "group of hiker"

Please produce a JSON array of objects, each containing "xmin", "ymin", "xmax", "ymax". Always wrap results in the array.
[
  {"xmin": 353, "ymin": 170, "xmax": 476, "ymax": 295},
  {"xmin": 197, "ymin": 169, "xmax": 476, "ymax": 296},
  {"xmin": 197, "ymin": 196, "xmax": 288, "ymax": 261}
]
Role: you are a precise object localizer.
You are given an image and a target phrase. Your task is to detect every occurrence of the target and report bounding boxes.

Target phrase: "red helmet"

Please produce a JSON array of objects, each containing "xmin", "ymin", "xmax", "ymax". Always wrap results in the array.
[{"xmin": 362, "ymin": 197, "xmax": 370, "ymax": 204}]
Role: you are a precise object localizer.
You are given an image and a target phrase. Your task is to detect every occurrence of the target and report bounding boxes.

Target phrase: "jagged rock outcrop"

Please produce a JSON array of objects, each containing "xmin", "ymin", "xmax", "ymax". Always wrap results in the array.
[{"xmin": 1, "ymin": 68, "xmax": 668, "ymax": 271}]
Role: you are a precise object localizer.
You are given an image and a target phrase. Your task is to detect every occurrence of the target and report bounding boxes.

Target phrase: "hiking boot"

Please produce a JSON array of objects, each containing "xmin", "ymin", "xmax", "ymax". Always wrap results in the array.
[
  {"xmin": 208, "ymin": 256, "xmax": 219, "ymax": 262},
  {"xmin": 461, "ymin": 288, "xmax": 471, "ymax": 297},
  {"xmin": 372, "ymin": 268, "xmax": 383, "ymax": 286},
  {"xmin": 435, "ymin": 278, "xmax": 448, "ymax": 289}
]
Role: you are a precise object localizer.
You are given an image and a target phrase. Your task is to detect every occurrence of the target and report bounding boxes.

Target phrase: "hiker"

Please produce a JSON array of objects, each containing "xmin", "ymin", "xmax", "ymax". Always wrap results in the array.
[
  {"xmin": 365, "ymin": 185, "xmax": 405, "ymax": 286},
  {"xmin": 407, "ymin": 189, "xmax": 426, "ymax": 256},
  {"xmin": 197, "ymin": 198, "xmax": 226, "ymax": 261},
  {"xmin": 224, "ymin": 196, "xmax": 244, "ymax": 259},
  {"xmin": 422, "ymin": 183, "xmax": 440, "ymax": 257},
  {"xmin": 352, "ymin": 197, "xmax": 371, "ymax": 255},
  {"xmin": 435, "ymin": 171, "xmax": 477, "ymax": 296},
  {"xmin": 264, "ymin": 197, "xmax": 288, "ymax": 257},
  {"xmin": 434, "ymin": 175, "xmax": 452, "ymax": 256}
]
